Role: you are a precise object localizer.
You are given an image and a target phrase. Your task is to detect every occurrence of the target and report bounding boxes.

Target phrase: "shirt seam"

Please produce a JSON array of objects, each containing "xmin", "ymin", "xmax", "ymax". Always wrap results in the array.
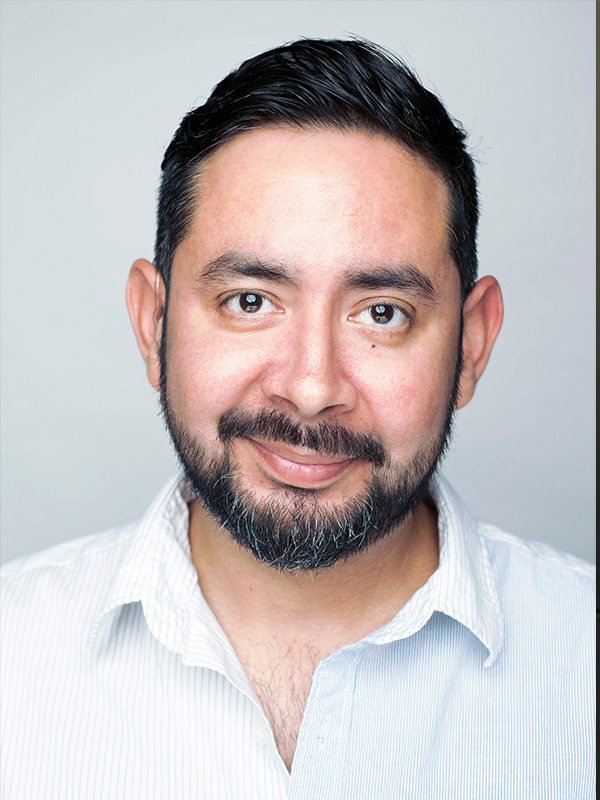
[
  {"xmin": 480, "ymin": 527, "xmax": 595, "ymax": 578},
  {"xmin": 0, "ymin": 533, "xmax": 133, "ymax": 582}
]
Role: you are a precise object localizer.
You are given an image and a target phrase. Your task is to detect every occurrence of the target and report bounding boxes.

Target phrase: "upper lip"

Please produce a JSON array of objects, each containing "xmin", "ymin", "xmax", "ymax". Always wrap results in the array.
[{"xmin": 248, "ymin": 437, "xmax": 353, "ymax": 466}]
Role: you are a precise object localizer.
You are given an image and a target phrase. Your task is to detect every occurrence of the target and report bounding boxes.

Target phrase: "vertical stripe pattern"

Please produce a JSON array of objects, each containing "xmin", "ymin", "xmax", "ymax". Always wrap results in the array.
[{"xmin": 1, "ymin": 473, "xmax": 595, "ymax": 798}]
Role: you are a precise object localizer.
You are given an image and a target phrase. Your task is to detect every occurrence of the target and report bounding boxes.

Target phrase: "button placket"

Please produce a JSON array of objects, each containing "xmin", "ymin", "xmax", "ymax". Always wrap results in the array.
[{"xmin": 254, "ymin": 718, "xmax": 270, "ymax": 746}]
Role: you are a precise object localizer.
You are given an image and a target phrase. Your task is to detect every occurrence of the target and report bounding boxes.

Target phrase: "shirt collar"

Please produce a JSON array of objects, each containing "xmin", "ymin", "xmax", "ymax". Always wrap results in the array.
[
  {"xmin": 368, "ymin": 473, "xmax": 504, "ymax": 666},
  {"xmin": 86, "ymin": 474, "xmax": 249, "ymax": 686},
  {"xmin": 87, "ymin": 471, "xmax": 503, "ymax": 669}
]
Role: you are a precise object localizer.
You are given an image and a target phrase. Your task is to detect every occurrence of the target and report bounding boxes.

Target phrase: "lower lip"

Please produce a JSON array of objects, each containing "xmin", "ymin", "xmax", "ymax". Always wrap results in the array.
[{"xmin": 247, "ymin": 439, "xmax": 354, "ymax": 488}]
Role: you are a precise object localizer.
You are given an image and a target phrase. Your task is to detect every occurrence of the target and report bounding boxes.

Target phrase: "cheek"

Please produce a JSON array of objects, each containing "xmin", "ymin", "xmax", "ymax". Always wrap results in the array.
[
  {"xmin": 358, "ymin": 347, "xmax": 456, "ymax": 451},
  {"xmin": 164, "ymin": 322, "xmax": 269, "ymax": 431}
]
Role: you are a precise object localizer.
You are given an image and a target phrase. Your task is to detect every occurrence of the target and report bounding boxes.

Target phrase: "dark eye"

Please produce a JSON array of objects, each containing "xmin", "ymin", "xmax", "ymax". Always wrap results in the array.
[
  {"xmin": 354, "ymin": 303, "xmax": 409, "ymax": 328},
  {"xmin": 371, "ymin": 304, "xmax": 395, "ymax": 324},
  {"xmin": 239, "ymin": 293, "xmax": 262, "ymax": 313},
  {"xmin": 224, "ymin": 291, "xmax": 276, "ymax": 315}
]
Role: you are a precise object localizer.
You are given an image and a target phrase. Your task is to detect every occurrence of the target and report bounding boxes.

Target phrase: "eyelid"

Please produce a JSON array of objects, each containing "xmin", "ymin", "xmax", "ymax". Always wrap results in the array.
[
  {"xmin": 216, "ymin": 291, "xmax": 412, "ymax": 328},
  {"xmin": 350, "ymin": 299, "xmax": 413, "ymax": 326},
  {"xmin": 218, "ymin": 289, "xmax": 281, "ymax": 314}
]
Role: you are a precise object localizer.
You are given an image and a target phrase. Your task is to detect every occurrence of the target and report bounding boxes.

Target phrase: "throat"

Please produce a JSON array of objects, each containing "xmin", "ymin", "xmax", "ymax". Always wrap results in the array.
[{"xmin": 188, "ymin": 495, "xmax": 441, "ymax": 770}]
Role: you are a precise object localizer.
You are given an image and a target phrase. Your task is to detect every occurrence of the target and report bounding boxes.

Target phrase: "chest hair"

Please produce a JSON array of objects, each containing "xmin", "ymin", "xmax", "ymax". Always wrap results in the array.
[{"xmin": 239, "ymin": 640, "xmax": 323, "ymax": 771}]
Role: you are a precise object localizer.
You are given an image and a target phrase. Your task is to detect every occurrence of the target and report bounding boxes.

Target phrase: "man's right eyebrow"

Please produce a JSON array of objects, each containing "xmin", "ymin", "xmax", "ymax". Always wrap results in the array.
[{"xmin": 196, "ymin": 252, "xmax": 299, "ymax": 287}]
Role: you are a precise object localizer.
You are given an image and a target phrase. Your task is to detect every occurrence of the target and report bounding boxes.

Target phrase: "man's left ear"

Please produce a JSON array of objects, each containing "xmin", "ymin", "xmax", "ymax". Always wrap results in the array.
[{"xmin": 455, "ymin": 275, "xmax": 504, "ymax": 409}]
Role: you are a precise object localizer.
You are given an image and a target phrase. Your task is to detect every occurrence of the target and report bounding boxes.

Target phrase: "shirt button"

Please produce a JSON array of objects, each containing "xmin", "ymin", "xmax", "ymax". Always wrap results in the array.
[{"xmin": 255, "ymin": 720, "xmax": 269, "ymax": 745}]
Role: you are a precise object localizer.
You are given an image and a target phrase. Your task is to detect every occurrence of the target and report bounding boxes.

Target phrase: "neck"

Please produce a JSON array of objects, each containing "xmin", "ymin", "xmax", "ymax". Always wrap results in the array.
[{"xmin": 188, "ymin": 497, "xmax": 439, "ymax": 649}]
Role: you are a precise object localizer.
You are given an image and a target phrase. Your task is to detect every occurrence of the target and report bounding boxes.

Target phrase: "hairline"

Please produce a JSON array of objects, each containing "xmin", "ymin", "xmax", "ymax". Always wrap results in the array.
[{"xmin": 162, "ymin": 121, "xmax": 463, "ymax": 299}]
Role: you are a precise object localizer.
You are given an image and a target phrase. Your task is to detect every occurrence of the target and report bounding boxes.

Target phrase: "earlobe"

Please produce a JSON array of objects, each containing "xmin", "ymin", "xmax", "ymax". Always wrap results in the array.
[
  {"xmin": 455, "ymin": 276, "xmax": 504, "ymax": 410},
  {"xmin": 125, "ymin": 258, "xmax": 165, "ymax": 392}
]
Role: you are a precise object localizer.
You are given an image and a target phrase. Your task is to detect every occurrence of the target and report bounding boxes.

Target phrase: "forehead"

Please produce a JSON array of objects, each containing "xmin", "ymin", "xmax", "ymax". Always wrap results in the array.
[{"xmin": 178, "ymin": 126, "xmax": 457, "ymax": 295}]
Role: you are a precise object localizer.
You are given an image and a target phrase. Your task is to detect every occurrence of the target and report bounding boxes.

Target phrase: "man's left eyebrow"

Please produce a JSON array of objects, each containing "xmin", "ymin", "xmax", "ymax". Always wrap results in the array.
[{"xmin": 341, "ymin": 264, "xmax": 438, "ymax": 303}]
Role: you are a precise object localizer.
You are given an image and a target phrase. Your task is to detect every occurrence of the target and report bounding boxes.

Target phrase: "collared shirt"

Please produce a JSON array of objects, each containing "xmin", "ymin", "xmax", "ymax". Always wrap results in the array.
[{"xmin": 1, "ymin": 474, "xmax": 595, "ymax": 799}]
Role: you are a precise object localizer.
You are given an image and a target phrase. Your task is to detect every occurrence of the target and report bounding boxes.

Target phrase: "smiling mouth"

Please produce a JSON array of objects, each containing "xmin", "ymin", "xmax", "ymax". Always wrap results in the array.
[{"xmin": 246, "ymin": 437, "xmax": 356, "ymax": 488}]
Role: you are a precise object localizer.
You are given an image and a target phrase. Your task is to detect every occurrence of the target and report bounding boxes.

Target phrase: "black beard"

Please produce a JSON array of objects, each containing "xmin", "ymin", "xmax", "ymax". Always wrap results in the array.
[{"xmin": 159, "ymin": 309, "xmax": 461, "ymax": 572}]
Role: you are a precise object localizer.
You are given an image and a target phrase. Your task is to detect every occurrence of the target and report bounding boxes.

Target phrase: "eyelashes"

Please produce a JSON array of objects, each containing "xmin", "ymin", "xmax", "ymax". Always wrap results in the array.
[
  {"xmin": 218, "ymin": 290, "xmax": 413, "ymax": 332},
  {"xmin": 351, "ymin": 303, "xmax": 411, "ymax": 328},
  {"xmin": 220, "ymin": 291, "xmax": 277, "ymax": 315}
]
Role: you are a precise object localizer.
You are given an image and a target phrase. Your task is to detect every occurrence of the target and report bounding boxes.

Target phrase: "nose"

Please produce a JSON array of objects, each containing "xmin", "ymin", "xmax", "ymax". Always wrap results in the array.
[{"xmin": 261, "ymin": 317, "xmax": 357, "ymax": 420}]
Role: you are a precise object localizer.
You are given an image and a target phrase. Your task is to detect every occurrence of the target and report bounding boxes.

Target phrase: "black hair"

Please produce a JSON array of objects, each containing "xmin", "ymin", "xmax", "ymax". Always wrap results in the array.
[{"xmin": 155, "ymin": 38, "xmax": 479, "ymax": 298}]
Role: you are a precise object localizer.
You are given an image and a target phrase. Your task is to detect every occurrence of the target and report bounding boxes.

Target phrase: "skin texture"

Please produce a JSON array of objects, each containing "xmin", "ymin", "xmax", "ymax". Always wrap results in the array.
[{"xmin": 126, "ymin": 126, "xmax": 503, "ymax": 770}]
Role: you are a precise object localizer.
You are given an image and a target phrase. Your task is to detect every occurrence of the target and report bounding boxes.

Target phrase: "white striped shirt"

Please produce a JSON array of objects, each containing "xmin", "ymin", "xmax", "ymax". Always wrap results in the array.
[{"xmin": 1, "ymin": 473, "xmax": 595, "ymax": 799}]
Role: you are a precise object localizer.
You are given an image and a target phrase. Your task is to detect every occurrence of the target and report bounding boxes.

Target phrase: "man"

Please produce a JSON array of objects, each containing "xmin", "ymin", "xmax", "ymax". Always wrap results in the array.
[{"xmin": 1, "ymin": 38, "xmax": 594, "ymax": 799}]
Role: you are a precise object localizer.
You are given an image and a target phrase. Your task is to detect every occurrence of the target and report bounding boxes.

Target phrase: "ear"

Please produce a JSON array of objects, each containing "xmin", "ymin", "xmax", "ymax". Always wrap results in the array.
[
  {"xmin": 455, "ymin": 275, "xmax": 504, "ymax": 409},
  {"xmin": 126, "ymin": 258, "xmax": 166, "ymax": 392}
]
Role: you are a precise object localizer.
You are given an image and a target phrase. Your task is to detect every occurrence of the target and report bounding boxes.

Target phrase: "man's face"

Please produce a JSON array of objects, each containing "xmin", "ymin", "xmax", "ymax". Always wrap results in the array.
[{"xmin": 158, "ymin": 127, "xmax": 464, "ymax": 570}]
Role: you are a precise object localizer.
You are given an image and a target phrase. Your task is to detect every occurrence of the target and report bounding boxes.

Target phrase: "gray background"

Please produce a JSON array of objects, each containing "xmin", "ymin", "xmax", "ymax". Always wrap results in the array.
[{"xmin": 1, "ymin": 0, "xmax": 595, "ymax": 564}]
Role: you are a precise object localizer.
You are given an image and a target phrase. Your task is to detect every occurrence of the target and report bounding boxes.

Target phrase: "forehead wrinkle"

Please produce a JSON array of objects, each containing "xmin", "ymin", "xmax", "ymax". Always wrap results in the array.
[{"xmin": 341, "ymin": 264, "xmax": 438, "ymax": 304}]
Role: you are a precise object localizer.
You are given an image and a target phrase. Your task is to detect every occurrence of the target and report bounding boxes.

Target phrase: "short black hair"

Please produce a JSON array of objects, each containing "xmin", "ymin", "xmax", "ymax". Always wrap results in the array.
[{"xmin": 155, "ymin": 38, "xmax": 479, "ymax": 298}]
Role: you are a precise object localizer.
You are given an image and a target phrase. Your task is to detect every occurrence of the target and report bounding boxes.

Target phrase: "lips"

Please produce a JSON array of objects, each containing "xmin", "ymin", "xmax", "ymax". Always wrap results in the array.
[{"xmin": 246, "ymin": 437, "xmax": 355, "ymax": 488}]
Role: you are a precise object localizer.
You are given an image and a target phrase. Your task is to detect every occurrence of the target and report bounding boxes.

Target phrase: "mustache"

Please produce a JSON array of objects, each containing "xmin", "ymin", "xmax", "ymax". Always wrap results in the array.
[{"xmin": 218, "ymin": 408, "xmax": 386, "ymax": 467}]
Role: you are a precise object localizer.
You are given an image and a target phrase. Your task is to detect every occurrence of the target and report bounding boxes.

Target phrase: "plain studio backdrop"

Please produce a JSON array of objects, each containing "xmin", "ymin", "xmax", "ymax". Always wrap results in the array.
[{"xmin": 0, "ymin": 0, "xmax": 595, "ymax": 564}]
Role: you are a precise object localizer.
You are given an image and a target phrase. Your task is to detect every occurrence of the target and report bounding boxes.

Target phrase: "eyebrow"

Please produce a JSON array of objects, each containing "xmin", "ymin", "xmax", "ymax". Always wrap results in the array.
[
  {"xmin": 196, "ymin": 251, "xmax": 299, "ymax": 288},
  {"xmin": 196, "ymin": 250, "xmax": 437, "ymax": 303},
  {"xmin": 341, "ymin": 265, "xmax": 437, "ymax": 303}
]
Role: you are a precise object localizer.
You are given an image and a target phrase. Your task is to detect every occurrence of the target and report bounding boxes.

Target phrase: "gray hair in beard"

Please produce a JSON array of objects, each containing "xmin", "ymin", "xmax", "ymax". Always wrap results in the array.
[{"xmin": 158, "ymin": 305, "xmax": 463, "ymax": 571}]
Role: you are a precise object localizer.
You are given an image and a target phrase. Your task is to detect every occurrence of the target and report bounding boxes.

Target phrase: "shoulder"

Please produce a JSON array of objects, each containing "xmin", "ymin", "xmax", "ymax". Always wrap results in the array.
[
  {"xmin": 477, "ymin": 522, "xmax": 595, "ymax": 665},
  {"xmin": 1, "ymin": 524, "xmax": 137, "ymax": 587},
  {"xmin": 1, "ymin": 525, "xmax": 135, "ymax": 579},
  {"xmin": 478, "ymin": 521, "xmax": 595, "ymax": 587},
  {"xmin": 1, "ymin": 524, "xmax": 137, "ymax": 641}
]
